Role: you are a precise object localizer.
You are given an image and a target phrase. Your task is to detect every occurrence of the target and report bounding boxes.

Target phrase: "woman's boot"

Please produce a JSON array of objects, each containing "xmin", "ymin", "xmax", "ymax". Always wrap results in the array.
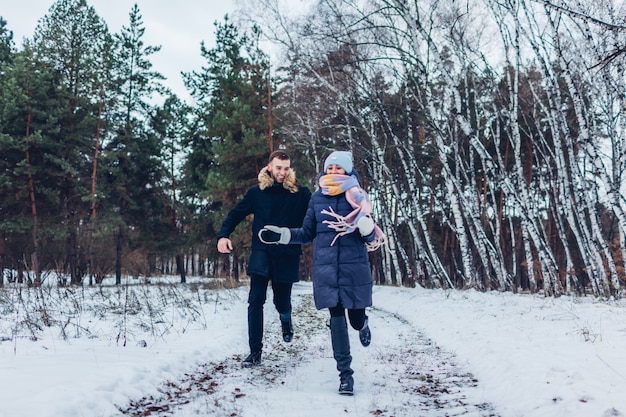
[
  {"xmin": 359, "ymin": 317, "xmax": 371, "ymax": 347},
  {"xmin": 330, "ymin": 315, "xmax": 354, "ymax": 395}
]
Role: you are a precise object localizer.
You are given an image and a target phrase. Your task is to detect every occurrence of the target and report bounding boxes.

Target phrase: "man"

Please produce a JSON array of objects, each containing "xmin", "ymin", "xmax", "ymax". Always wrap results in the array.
[{"xmin": 216, "ymin": 150, "xmax": 311, "ymax": 367}]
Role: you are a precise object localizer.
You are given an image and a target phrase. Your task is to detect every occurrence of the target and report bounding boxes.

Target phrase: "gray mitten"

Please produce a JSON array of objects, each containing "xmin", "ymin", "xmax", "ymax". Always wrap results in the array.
[
  {"xmin": 357, "ymin": 215, "xmax": 375, "ymax": 236},
  {"xmin": 259, "ymin": 225, "xmax": 291, "ymax": 244}
]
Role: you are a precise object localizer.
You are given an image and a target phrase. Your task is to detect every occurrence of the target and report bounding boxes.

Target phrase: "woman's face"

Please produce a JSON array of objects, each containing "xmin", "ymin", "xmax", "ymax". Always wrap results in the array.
[{"xmin": 326, "ymin": 164, "xmax": 346, "ymax": 175}]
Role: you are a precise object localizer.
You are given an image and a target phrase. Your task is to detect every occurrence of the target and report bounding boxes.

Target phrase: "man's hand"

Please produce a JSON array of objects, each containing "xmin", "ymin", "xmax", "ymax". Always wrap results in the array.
[{"xmin": 217, "ymin": 237, "xmax": 233, "ymax": 253}]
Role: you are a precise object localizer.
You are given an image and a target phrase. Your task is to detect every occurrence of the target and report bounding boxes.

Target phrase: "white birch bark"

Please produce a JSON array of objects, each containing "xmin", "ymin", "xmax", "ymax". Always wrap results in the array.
[
  {"xmin": 545, "ymin": 9, "xmax": 617, "ymax": 296},
  {"xmin": 567, "ymin": 0, "xmax": 626, "ymax": 297},
  {"xmin": 247, "ymin": 0, "xmax": 626, "ymax": 297},
  {"xmin": 484, "ymin": 0, "xmax": 551, "ymax": 292},
  {"xmin": 516, "ymin": 0, "xmax": 609, "ymax": 295}
]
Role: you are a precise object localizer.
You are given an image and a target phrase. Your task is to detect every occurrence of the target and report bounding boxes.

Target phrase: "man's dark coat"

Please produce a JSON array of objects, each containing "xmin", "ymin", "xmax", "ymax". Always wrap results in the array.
[{"xmin": 216, "ymin": 167, "xmax": 311, "ymax": 283}]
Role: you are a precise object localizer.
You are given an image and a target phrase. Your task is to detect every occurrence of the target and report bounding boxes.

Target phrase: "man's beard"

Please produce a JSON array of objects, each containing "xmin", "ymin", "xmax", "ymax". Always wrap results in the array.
[{"xmin": 270, "ymin": 172, "xmax": 284, "ymax": 183}]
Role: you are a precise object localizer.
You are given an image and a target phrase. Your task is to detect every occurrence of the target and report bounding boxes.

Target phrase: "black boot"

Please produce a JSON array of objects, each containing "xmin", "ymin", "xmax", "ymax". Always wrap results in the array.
[
  {"xmin": 330, "ymin": 315, "xmax": 354, "ymax": 395},
  {"xmin": 281, "ymin": 319, "xmax": 294, "ymax": 343},
  {"xmin": 242, "ymin": 351, "xmax": 262, "ymax": 367},
  {"xmin": 338, "ymin": 375, "xmax": 354, "ymax": 395},
  {"xmin": 359, "ymin": 317, "xmax": 371, "ymax": 347}
]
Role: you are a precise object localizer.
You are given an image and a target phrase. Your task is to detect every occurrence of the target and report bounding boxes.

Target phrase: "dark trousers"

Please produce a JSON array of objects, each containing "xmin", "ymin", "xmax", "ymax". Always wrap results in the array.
[
  {"xmin": 248, "ymin": 274, "xmax": 293, "ymax": 353},
  {"xmin": 328, "ymin": 303, "xmax": 366, "ymax": 331}
]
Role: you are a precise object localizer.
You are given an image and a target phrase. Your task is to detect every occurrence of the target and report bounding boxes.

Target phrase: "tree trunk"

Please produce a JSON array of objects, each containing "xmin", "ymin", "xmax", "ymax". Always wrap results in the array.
[
  {"xmin": 24, "ymin": 84, "xmax": 41, "ymax": 285},
  {"xmin": 116, "ymin": 225, "xmax": 123, "ymax": 285},
  {"xmin": 89, "ymin": 85, "xmax": 104, "ymax": 285},
  {"xmin": 176, "ymin": 254, "xmax": 186, "ymax": 283}
]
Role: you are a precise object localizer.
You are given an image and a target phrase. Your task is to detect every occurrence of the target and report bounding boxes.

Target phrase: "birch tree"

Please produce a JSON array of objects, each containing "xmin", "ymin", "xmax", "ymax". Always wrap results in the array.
[{"xmin": 237, "ymin": 0, "xmax": 626, "ymax": 296}]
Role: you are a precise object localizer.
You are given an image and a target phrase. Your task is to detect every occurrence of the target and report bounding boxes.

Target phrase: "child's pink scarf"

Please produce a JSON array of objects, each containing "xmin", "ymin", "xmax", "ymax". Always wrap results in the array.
[{"xmin": 319, "ymin": 174, "xmax": 385, "ymax": 251}]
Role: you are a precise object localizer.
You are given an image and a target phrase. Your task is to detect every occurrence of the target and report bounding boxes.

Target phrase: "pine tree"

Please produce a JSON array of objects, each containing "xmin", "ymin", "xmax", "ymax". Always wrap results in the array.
[
  {"xmin": 150, "ymin": 95, "xmax": 193, "ymax": 282},
  {"xmin": 103, "ymin": 3, "xmax": 166, "ymax": 284},
  {"xmin": 32, "ymin": 0, "xmax": 109, "ymax": 285},
  {"xmin": 0, "ymin": 17, "xmax": 14, "ymax": 65},
  {"xmin": 183, "ymin": 17, "xmax": 272, "ymax": 272},
  {"xmin": 0, "ymin": 39, "xmax": 71, "ymax": 284},
  {"xmin": 86, "ymin": 29, "xmax": 116, "ymax": 285}
]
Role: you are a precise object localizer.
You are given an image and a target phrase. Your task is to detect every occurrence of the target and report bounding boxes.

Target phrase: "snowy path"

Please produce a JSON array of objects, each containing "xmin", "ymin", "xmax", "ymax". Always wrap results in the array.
[{"xmin": 118, "ymin": 284, "xmax": 500, "ymax": 416}]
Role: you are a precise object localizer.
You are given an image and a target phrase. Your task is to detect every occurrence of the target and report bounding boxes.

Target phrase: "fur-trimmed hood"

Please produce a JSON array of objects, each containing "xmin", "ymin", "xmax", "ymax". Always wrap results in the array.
[{"xmin": 258, "ymin": 166, "xmax": 299, "ymax": 193}]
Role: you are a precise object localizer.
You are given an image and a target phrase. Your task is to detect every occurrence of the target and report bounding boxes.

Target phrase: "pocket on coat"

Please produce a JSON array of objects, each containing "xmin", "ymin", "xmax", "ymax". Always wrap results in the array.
[{"xmin": 247, "ymin": 250, "xmax": 270, "ymax": 277}]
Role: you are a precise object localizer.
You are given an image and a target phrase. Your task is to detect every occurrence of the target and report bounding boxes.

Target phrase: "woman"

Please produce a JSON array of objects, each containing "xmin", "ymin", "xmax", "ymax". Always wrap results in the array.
[{"xmin": 261, "ymin": 150, "xmax": 385, "ymax": 395}]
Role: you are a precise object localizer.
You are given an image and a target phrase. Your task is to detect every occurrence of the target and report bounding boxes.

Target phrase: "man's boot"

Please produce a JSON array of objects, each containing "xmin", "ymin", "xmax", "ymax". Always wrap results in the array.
[
  {"xmin": 280, "ymin": 312, "xmax": 294, "ymax": 343},
  {"xmin": 241, "ymin": 351, "xmax": 262, "ymax": 367},
  {"xmin": 330, "ymin": 315, "xmax": 354, "ymax": 395},
  {"xmin": 281, "ymin": 320, "xmax": 294, "ymax": 342}
]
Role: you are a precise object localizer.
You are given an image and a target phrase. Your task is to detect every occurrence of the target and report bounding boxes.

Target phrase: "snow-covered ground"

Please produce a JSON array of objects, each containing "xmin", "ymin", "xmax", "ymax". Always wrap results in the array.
[{"xmin": 0, "ymin": 278, "xmax": 624, "ymax": 417}]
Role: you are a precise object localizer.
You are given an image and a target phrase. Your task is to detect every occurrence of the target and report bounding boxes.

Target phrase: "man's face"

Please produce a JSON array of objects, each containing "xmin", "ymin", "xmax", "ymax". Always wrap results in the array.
[{"xmin": 267, "ymin": 157, "xmax": 291, "ymax": 183}]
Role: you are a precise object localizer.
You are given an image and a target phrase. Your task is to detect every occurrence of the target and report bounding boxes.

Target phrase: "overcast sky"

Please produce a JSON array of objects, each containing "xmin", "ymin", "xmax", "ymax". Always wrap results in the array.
[{"xmin": 2, "ymin": 0, "xmax": 238, "ymax": 101}]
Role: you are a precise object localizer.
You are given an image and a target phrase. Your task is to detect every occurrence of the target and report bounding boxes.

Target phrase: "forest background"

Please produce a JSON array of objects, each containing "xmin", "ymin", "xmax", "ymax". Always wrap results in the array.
[{"xmin": 1, "ymin": 0, "xmax": 626, "ymax": 299}]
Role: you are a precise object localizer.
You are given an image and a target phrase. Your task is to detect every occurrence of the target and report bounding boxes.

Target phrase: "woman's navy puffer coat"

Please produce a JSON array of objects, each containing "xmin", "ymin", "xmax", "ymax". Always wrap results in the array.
[{"xmin": 289, "ymin": 177, "xmax": 375, "ymax": 310}]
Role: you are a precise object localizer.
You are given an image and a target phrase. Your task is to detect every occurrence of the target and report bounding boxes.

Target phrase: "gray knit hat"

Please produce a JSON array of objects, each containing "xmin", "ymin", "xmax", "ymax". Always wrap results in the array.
[{"xmin": 324, "ymin": 151, "xmax": 353, "ymax": 173}]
